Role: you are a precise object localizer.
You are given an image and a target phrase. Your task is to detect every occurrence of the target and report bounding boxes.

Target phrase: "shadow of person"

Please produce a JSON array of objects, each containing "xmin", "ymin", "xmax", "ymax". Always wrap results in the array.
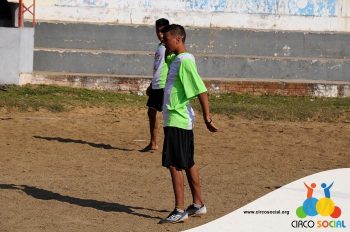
[
  {"xmin": 0, "ymin": 117, "xmax": 13, "ymax": 120},
  {"xmin": 0, "ymin": 184, "xmax": 167, "ymax": 219},
  {"xmin": 33, "ymin": 136, "xmax": 134, "ymax": 151}
]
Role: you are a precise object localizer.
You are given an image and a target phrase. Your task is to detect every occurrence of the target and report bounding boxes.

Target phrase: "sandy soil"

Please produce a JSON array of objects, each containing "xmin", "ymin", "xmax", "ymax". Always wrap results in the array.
[{"xmin": 0, "ymin": 106, "xmax": 349, "ymax": 232}]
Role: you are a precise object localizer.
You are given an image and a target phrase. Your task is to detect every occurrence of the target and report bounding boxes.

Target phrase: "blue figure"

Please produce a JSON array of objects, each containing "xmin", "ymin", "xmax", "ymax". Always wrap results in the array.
[{"xmin": 321, "ymin": 182, "xmax": 334, "ymax": 198}]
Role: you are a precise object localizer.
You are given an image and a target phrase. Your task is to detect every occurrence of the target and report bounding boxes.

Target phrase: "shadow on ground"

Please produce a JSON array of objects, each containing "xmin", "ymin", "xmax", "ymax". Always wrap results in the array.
[
  {"xmin": 0, "ymin": 183, "xmax": 166, "ymax": 219},
  {"xmin": 33, "ymin": 136, "xmax": 134, "ymax": 151}
]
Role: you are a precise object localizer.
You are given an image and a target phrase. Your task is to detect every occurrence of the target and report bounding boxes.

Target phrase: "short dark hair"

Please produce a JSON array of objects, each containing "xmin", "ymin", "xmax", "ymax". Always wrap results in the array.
[
  {"xmin": 155, "ymin": 18, "xmax": 169, "ymax": 27},
  {"xmin": 161, "ymin": 24, "xmax": 186, "ymax": 43}
]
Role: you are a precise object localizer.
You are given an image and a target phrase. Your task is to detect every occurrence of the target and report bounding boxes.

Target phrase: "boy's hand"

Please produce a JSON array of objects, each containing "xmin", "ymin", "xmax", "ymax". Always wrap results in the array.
[
  {"xmin": 204, "ymin": 118, "xmax": 218, "ymax": 132},
  {"xmin": 198, "ymin": 93, "xmax": 218, "ymax": 133}
]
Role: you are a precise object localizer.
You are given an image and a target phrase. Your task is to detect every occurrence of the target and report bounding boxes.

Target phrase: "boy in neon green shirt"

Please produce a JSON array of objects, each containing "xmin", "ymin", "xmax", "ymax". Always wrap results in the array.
[
  {"xmin": 159, "ymin": 24, "xmax": 218, "ymax": 224},
  {"xmin": 141, "ymin": 18, "xmax": 175, "ymax": 152}
]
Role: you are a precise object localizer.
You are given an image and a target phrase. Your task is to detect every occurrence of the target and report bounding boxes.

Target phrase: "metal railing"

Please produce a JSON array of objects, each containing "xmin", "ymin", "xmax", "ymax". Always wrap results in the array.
[{"xmin": 18, "ymin": 0, "xmax": 35, "ymax": 27}]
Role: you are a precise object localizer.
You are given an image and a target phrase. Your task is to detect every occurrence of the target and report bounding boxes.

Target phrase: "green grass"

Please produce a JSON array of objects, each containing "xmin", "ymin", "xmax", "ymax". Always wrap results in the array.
[
  {"xmin": 194, "ymin": 94, "xmax": 350, "ymax": 122},
  {"xmin": 0, "ymin": 84, "xmax": 144, "ymax": 112},
  {"xmin": 1, "ymin": 84, "xmax": 350, "ymax": 122}
]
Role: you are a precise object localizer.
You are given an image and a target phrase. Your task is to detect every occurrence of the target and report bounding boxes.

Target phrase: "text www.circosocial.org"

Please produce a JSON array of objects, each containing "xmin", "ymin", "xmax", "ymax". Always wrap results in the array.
[{"xmin": 243, "ymin": 210, "xmax": 290, "ymax": 215}]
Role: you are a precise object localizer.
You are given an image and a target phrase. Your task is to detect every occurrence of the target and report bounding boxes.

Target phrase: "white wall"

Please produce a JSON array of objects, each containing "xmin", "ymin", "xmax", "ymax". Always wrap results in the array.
[
  {"xmin": 0, "ymin": 28, "xmax": 34, "ymax": 84},
  {"xmin": 22, "ymin": 0, "xmax": 350, "ymax": 32}
]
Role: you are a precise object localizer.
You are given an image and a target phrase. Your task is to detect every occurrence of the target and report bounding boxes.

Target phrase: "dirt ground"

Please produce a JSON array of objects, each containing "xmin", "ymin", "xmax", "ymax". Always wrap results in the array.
[{"xmin": 0, "ymin": 106, "xmax": 349, "ymax": 232}]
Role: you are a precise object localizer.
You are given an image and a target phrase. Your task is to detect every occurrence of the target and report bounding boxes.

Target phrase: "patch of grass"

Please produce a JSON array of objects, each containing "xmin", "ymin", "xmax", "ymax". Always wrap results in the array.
[
  {"xmin": 192, "ymin": 93, "xmax": 350, "ymax": 122},
  {"xmin": 1, "ymin": 85, "xmax": 350, "ymax": 122},
  {"xmin": 0, "ymin": 84, "xmax": 145, "ymax": 112}
]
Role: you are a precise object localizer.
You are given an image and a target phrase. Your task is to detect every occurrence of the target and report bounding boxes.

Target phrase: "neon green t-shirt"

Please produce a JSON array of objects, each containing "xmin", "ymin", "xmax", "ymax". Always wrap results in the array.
[
  {"xmin": 163, "ymin": 52, "xmax": 207, "ymax": 130},
  {"xmin": 160, "ymin": 53, "xmax": 176, "ymax": 88},
  {"xmin": 152, "ymin": 44, "xmax": 176, "ymax": 89}
]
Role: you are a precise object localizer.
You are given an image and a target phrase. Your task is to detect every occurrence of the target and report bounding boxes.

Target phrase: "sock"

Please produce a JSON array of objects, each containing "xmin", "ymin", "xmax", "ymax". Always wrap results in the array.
[
  {"xmin": 176, "ymin": 208, "xmax": 184, "ymax": 212},
  {"xmin": 193, "ymin": 203, "xmax": 202, "ymax": 208}
]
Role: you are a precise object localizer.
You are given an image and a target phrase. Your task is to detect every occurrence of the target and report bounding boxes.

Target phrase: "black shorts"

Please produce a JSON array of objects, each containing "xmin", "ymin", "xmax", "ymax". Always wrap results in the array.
[
  {"xmin": 162, "ymin": 127, "xmax": 194, "ymax": 169},
  {"xmin": 146, "ymin": 88, "xmax": 164, "ymax": 112}
]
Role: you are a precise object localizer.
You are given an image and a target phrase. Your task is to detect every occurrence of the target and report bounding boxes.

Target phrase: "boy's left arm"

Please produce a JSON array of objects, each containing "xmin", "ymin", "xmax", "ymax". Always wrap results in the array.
[{"xmin": 198, "ymin": 92, "xmax": 218, "ymax": 133}]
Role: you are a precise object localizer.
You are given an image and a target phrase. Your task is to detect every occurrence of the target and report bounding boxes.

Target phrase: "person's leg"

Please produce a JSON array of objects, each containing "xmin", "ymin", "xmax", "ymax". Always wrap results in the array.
[
  {"xmin": 141, "ymin": 107, "xmax": 158, "ymax": 151},
  {"xmin": 148, "ymin": 107, "xmax": 159, "ymax": 149},
  {"xmin": 184, "ymin": 165, "xmax": 207, "ymax": 216},
  {"xmin": 169, "ymin": 166, "xmax": 185, "ymax": 209},
  {"xmin": 159, "ymin": 165, "xmax": 188, "ymax": 223},
  {"xmin": 185, "ymin": 164, "xmax": 203, "ymax": 205},
  {"xmin": 159, "ymin": 128, "xmax": 190, "ymax": 223}
]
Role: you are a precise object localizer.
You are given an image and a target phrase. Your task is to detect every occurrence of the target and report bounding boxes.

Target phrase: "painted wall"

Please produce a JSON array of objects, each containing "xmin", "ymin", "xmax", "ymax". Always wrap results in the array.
[
  {"xmin": 21, "ymin": 0, "xmax": 350, "ymax": 32},
  {"xmin": 0, "ymin": 27, "xmax": 34, "ymax": 84},
  {"xmin": 32, "ymin": 22, "xmax": 350, "ymax": 82}
]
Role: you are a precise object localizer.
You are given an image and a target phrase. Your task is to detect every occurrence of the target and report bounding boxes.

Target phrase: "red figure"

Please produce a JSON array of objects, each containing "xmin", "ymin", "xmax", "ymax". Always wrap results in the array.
[{"xmin": 304, "ymin": 182, "xmax": 316, "ymax": 198}]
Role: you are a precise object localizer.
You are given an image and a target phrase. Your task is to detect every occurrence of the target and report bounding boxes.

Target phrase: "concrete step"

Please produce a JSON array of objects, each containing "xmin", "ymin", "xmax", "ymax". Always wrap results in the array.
[
  {"xmin": 33, "ymin": 48, "xmax": 350, "ymax": 81},
  {"xmin": 34, "ymin": 22, "xmax": 157, "ymax": 52},
  {"xmin": 34, "ymin": 48, "xmax": 153, "ymax": 76},
  {"xmin": 20, "ymin": 71, "xmax": 350, "ymax": 97},
  {"xmin": 34, "ymin": 21, "xmax": 350, "ymax": 59},
  {"xmin": 20, "ymin": 71, "xmax": 151, "ymax": 93},
  {"xmin": 32, "ymin": 22, "xmax": 350, "ymax": 83}
]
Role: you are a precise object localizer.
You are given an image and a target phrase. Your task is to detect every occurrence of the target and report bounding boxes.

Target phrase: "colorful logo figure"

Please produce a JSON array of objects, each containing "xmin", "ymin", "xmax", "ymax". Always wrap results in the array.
[{"xmin": 296, "ymin": 182, "xmax": 342, "ymax": 219}]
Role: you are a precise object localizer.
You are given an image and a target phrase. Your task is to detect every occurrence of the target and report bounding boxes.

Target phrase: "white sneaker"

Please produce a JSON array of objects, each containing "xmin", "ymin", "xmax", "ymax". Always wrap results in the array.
[
  {"xmin": 186, "ymin": 204, "xmax": 207, "ymax": 216},
  {"xmin": 159, "ymin": 209, "xmax": 188, "ymax": 224}
]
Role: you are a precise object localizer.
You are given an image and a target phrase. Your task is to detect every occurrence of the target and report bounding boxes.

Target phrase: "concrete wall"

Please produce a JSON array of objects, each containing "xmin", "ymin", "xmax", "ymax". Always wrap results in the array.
[
  {"xmin": 15, "ymin": 1, "xmax": 350, "ymax": 96},
  {"xmin": 23, "ymin": 0, "xmax": 350, "ymax": 32},
  {"xmin": 33, "ymin": 22, "xmax": 350, "ymax": 82},
  {"xmin": 0, "ymin": 27, "xmax": 34, "ymax": 84}
]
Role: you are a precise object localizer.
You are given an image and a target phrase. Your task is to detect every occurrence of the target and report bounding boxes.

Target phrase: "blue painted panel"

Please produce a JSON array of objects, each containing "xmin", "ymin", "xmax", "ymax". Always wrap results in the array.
[
  {"xmin": 212, "ymin": 0, "xmax": 227, "ymax": 11},
  {"xmin": 231, "ymin": 0, "xmax": 279, "ymax": 15},
  {"xmin": 245, "ymin": 0, "xmax": 279, "ymax": 14},
  {"xmin": 55, "ymin": 0, "xmax": 336, "ymax": 17},
  {"xmin": 144, "ymin": 0, "xmax": 152, "ymax": 9},
  {"xmin": 186, "ymin": 0, "xmax": 209, "ymax": 10},
  {"xmin": 288, "ymin": 0, "xmax": 336, "ymax": 16},
  {"xmin": 326, "ymin": 0, "xmax": 336, "ymax": 15},
  {"xmin": 185, "ymin": 0, "xmax": 228, "ymax": 11},
  {"xmin": 182, "ymin": 0, "xmax": 337, "ymax": 16}
]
